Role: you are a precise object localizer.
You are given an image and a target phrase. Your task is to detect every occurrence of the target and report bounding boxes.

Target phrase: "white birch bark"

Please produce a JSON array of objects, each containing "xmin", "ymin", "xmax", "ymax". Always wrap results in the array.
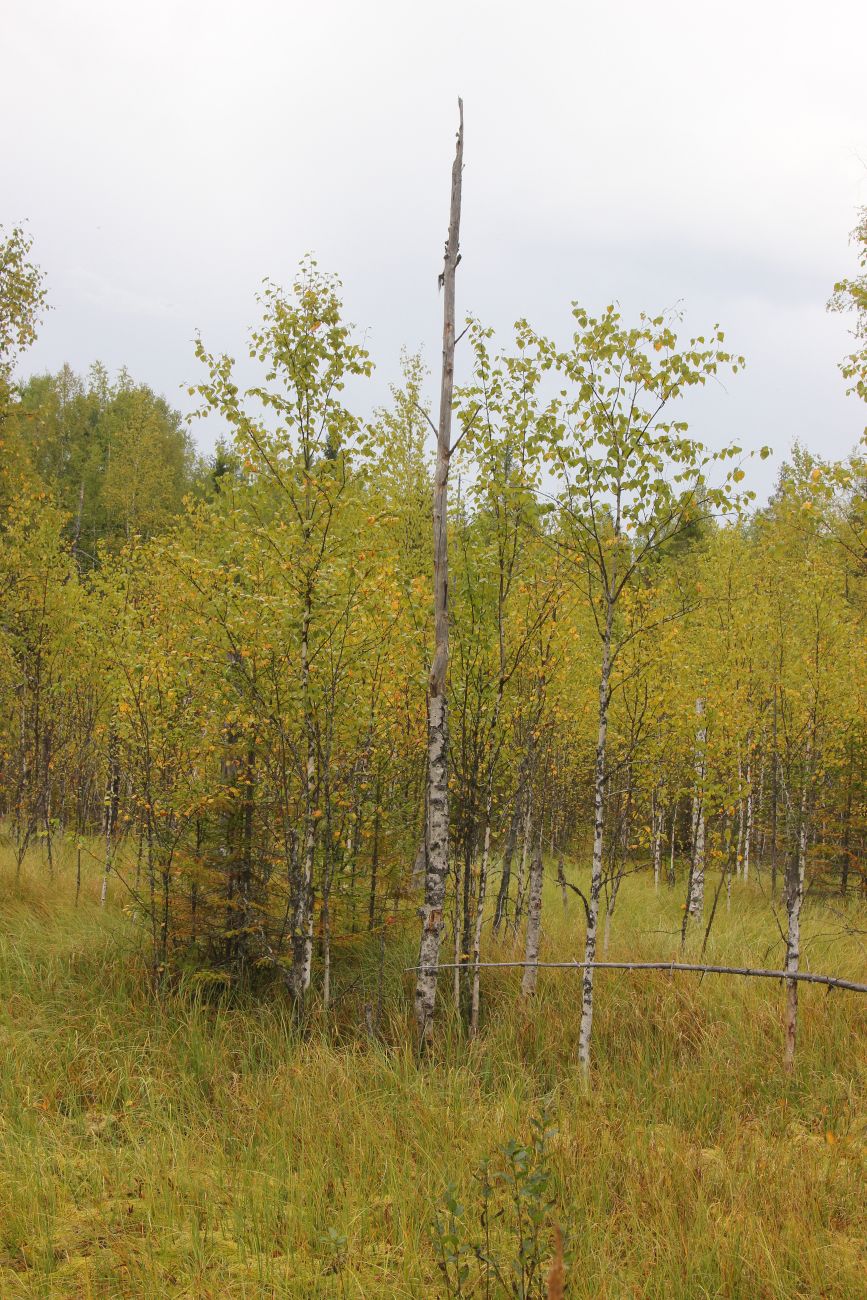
[
  {"xmin": 784, "ymin": 753, "xmax": 811, "ymax": 1070},
  {"xmin": 520, "ymin": 843, "xmax": 544, "ymax": 997},
  {"xmin": 736, "ymin": 745, "xmax": 745, "ymax": 879},
  {"xmin": 744, "ymin": 754, "xmax": 753, "ymax": 882},
  {"xmin": 652, "ymin": 795, "xmax": 662, "ymax": 892},
  {"xmin": 686, "ymin": 700, "xmax": 707, "ymax": 923},
  {"xmin": 291, "ymin": 598, "xmax": 317, "ymax": 1003},
  {"xmin": 577, "ymin": 597, "xmax": 613, "ymax": 1076},
  {"xmin": 100, "ymin": 729, "xmax": 119, "ymax": 909}
]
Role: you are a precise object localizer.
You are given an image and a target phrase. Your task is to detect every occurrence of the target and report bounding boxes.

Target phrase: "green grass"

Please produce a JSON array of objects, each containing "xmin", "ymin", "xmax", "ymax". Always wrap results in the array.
[{"xmin": 1, "ymin": 841, "xmax": 865, "ymax": 1297}]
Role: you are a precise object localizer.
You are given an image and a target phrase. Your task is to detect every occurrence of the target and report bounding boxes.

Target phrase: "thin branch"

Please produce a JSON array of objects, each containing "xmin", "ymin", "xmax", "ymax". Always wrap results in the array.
[{"xmin": 403, "ymin": 960, "xmax": 867, "ymax": 994}]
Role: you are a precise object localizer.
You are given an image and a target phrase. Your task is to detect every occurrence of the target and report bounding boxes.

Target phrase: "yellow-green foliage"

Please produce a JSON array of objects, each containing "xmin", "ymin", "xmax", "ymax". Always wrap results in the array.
[{"xmin": 1, "ymin": 840, "xmax": 865, "ymax": 1298}]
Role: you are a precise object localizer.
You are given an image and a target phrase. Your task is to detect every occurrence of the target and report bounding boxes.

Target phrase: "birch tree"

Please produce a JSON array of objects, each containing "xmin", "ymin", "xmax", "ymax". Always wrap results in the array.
[{"xmin": 533, "ymin": 305, "xmax": 754, "ymax": 1077}]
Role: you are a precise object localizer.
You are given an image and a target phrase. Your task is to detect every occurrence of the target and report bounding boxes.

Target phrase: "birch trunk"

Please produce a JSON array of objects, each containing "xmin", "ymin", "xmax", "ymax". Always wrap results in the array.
[
  {"xmin": 770, "ymin": 691, "xmax": 779, "ymax": 896},
  {"xmin": 755, "ymin": 746, "xmax": 767, "ymax": 869},
  {"xmin": 469, "ymin": 817, "xmax": 492, "ymax": 1033},
  {"xmin": 784, "ymin": 764, "xmax": 811, "ymax": 1071},
  {"xmin": 736, "ymin": 746, "xmax": 745, "ymax": 879},
  {"xmin": 743, "ymin": 754, "xmax": 753, "ymax": 882},
  {"xmin": 577, "ymin": 596, "xmax": 613, "ymax": 1076},
  {"xmin": 687, "ymin": 807, "xmax": 706, "ymax": 918},
  {"xmin": 686, "ymin": 700, "xmax": 707, "ymax": 924},
  {"xmin": 414, "ymin": 101, "xmax": 463, "ymax": 1045},
  {"xmin": 291, "ymin": 596, "xmax": 317, "ymax": 1004},
  {"xmin": 520, "ymin": 841, "xmax": 544, "ymax": 997},
  {"xmin": 652, "ymin": 794, "xmax": 662, "ymax": 892},
  {"xmin": 100, "ymin": 728, "xmax": 119, "ymax": 909}
]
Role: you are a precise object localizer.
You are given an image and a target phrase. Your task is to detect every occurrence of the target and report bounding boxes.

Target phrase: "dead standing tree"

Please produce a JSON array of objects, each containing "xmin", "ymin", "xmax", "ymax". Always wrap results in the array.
[{"xmin": 414, "ymin": 101, "xmax": 464, "ymax": 1046}]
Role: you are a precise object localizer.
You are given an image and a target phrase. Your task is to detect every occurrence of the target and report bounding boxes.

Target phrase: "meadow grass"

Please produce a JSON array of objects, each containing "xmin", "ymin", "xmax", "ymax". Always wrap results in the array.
[{"xmin": 0, "ymin": 840, "xmax": 865, "ymax": 1297}]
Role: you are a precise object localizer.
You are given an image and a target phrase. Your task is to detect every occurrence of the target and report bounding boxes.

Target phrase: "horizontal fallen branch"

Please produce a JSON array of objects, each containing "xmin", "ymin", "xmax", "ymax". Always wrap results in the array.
[{"xmin": 403, "ymin": 959, "xmax": 867, "ymax": 995}]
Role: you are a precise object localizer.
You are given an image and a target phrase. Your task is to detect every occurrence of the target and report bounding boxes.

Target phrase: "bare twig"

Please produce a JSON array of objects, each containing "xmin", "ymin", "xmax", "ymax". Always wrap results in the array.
[{"xmin": 404, "ymin": 959, "xmax": 867, "ymax": 994}]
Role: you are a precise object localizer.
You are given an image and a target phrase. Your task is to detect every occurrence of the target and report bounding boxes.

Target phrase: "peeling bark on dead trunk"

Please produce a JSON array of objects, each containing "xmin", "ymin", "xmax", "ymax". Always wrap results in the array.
[{"xmin": 414, "ymin": 101, "xmax": 463, "ymax": 1046}]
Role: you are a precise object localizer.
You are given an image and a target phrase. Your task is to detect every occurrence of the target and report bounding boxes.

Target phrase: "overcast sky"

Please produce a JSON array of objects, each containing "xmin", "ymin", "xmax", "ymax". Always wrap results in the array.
[{"xmin": 5, "ymin": 0, "xmax": 866, "ymax": 496}]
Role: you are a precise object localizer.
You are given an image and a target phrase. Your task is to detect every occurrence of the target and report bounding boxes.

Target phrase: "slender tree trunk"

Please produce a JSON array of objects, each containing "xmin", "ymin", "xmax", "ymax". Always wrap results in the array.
[
  {"xmin": 71, "ymin": 478, "xmax": 85, "ymax": 563},
  {"xmin": 493, "ymin": 790, "xmax": 521, "ymax": 933},
  {"xmin": 784, "ymin": 754, "xmax": 811, "ymax": 1071},
  {"xmin": 840, "ymin": 741, "xmax": 854, "ymax": 898},
  {"xmin": 521, "ymin": 839, "xmax": 544, "ymax": 997},
  {"xmin": 291, "ymin": 593, "xmax": 317, "ymax": 1004},
  {"xmin": 770, "ymin": 692, "xmax": 779, "ymax": 896},
  {"xmin": 736, "ymin": 745, "xmax": 745, "ymax": 880},
  {"xmin": 603, "ymin": 778, "xmax": 632, "ymax": 955},
  {"xmin": 577, "ymin": 596, "xmax": 613, "ymax": 1076},
  {"xmin": 556, "ymin": 851, "xmax": 568, "ymax": 912},
  {"xmin": 756, "ymin": 743, "xmax": 767, "ymax": 869},
  {"xmin": 685, "ymin": 700, "xmax": 707, "ymax": 925},
  {"xmin": 513, "ymin": 785, "xmax": 534, "ymax": 931},
  {"xmin": 494, "ymin": 743, "xmax": 531, "ymax": 934},
  {"xmin": 652, "ymin": 792, "xmax": 662, "ymax": 892},
  {"xmin": 469, "ymin": 817, "xmax": 492, "ymax": 1034},
  {"xmin": 415, "ymin": 101, "xmax": 463, "ymax": 1045},
  {"xmin": 368, "ymin": 771, "xmax": 381, "ymax": 930},
  {"xmin": 744, "ymin": 752, "xmax": 753, "ymax": 882},
  {"xmin": 100, "ymin": 728, "xmax": 119, "ymax": 908},
  {"xmin": 469, "ymin": 675, "xmax": 506, "ymax": 1034}
]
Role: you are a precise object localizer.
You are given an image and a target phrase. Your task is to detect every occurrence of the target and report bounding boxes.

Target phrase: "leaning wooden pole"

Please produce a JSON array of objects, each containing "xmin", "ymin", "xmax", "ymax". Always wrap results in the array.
[{"xmin": 414, "ymin": 99, "xmax": 464, "ymax": 1046}]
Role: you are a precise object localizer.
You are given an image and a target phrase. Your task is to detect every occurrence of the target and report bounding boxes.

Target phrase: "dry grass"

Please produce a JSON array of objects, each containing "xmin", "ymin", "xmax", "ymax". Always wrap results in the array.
[{"xmin": 0, "ymin": 837, "xmax": 865, "ymax": 1297}]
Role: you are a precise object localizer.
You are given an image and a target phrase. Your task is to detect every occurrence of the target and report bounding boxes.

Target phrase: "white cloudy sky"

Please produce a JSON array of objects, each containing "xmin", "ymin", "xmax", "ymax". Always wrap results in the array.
[{"xmin": 4, "ymin": 0, "xmax": 866, "ymax": 495}]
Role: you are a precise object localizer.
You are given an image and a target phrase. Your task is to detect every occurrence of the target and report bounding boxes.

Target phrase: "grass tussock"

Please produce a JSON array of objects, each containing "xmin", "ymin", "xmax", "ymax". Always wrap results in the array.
[{"xmin": 0, "ymin": 840, "xmax": 865, "ymax": 1297}]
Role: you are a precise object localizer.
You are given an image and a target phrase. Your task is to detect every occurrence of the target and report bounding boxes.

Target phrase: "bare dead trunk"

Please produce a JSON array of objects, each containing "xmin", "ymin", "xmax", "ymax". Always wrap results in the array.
[{"xmin": 414, "ymin": 100, "xmax": 464, "ymax": 1046}]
